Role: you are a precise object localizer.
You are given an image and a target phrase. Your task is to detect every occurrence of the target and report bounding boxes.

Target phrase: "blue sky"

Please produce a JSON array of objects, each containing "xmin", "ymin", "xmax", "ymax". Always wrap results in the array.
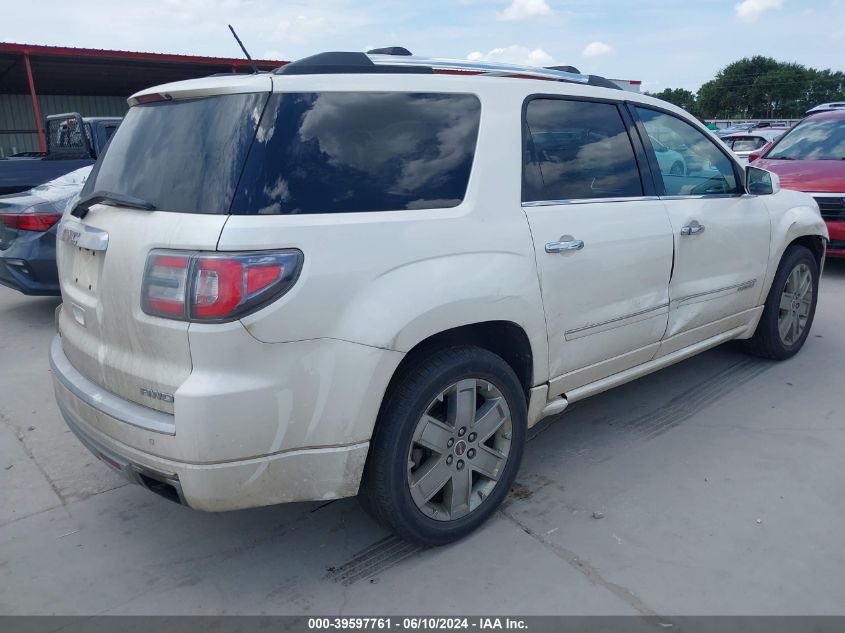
[{"xmin": 3, "ymin": 0, "xmax": 844, "ymax": 91}]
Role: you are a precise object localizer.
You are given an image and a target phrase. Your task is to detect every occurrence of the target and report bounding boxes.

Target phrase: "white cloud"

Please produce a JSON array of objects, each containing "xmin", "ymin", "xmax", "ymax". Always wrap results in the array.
[
  {"xmin": 467, "ymin": 45, "xmax": 554, "ymax": 67},
  {"xmin": 735, "ymin": 0, "xmax": 783, "ymax": 22},
  {"xmin": 582, "ymin": 41, "xmax": 613, "ymax": 57},
  {"xmin": 497, "ymin": 0, "xmax": 553, "ymax": 21}
]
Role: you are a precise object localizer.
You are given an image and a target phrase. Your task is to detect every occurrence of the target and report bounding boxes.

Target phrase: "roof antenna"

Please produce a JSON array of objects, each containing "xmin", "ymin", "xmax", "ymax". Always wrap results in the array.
[{"xmin": 228, "ymin": 24, "xmax": 259, "ymax": 73}]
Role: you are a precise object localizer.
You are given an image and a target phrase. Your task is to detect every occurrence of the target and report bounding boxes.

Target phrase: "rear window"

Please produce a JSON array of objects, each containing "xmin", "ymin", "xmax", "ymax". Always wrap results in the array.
[
  {"xmin": 84, "ymin": 91, "xmax": 481, "ymax": 215},
  {"xmin": 231, "ymin": 92, "xmax": 481, "ymax": 214},
  {"xmin": 724, "ymin": 136, "xmax": 767, "ymax": 151},
  {"xmin": 83, "ymin": 93, "xmax": 268, "ymax": 214}
]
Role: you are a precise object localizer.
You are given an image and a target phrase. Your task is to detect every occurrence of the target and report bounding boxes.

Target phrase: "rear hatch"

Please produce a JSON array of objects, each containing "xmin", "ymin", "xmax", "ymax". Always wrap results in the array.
[{"xmin": 57, "ymin": 76, "xmax": 271, "ymax": 413}]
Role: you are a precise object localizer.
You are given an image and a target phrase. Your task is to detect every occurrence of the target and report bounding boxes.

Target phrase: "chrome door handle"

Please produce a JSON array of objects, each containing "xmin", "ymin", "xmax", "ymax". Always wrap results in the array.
[
  {"xmin": 680, "ymin": 224, "xmax": 705, "ymax": 236},
  {"xmin": 545, "ymin": 239, "xmax": 584, "ymax": 253}
]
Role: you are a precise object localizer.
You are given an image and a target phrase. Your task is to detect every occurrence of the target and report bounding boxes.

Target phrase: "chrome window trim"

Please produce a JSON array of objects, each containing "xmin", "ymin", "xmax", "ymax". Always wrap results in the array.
[
  {"xmin": 522, "ymin": 192, "xmax": 754, "ymax": 205},
  {"xmin": 658, "ymin": 193, "xmax": 748, "ymax": 201},
  {"xmin": 523, "ymin": 196, "xmax": 660, "ymax": 207},
  {"xmin": 50, "ymin": 336, "xmax": 176, "ymax": 436}
]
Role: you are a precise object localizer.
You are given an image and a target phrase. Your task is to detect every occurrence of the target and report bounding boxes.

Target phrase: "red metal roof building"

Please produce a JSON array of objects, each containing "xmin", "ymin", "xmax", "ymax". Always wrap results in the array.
[{"xmin": 0, "ymin": 42, "xmax": 286, "ymax": 156}]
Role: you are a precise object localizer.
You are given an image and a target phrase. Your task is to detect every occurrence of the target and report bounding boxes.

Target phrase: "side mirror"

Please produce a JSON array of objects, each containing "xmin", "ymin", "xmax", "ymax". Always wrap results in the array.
[{"xmin": 746, "ymin": 166, "xmax": 780, "ymax": 195}]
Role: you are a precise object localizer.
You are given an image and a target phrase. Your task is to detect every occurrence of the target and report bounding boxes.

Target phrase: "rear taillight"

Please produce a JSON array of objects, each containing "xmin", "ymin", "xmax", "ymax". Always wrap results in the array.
[
  {"xmin": 0, "ymin": 213, "xmax": 62, "ymax": 232},
  {"xmin": 748, "ymin": 142, "xmax": 772, "ymax": 163},
  {"xmin": 142, "ymin": 250, "xmax": 303, "ymax": 322}
]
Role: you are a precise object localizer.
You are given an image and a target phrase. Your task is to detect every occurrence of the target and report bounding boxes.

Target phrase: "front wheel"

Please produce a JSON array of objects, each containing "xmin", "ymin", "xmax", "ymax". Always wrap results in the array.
[
  {"xmin": 359, "ymin": 346, "xmax": 526, "ymax": 546},
  {"xmin": 743, "ymin": 244, "xmax": 819, "ymax": 360}
]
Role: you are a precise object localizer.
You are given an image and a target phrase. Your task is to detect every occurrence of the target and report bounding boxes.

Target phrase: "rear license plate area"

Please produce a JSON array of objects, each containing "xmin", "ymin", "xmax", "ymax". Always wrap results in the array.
[{"xmin": 70, "ymin": 246, "xmax": 103, "ymax": 294}]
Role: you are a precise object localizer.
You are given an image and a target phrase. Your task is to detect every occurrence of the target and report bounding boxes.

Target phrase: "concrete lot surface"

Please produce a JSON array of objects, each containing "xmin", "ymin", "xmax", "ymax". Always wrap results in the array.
[{"xmin": 1, "ymin": 261, "xmax": 844, "ymax": 615}]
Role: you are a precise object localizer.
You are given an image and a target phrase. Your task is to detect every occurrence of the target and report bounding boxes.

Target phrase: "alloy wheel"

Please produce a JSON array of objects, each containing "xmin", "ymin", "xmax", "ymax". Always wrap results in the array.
[
  {"xmin": 406, "ymin": 378, "xmax": 512, "ymax": 522},
  {"xmin": 777, "ymin": 262, "xmax": 813, "ymax": 346}
]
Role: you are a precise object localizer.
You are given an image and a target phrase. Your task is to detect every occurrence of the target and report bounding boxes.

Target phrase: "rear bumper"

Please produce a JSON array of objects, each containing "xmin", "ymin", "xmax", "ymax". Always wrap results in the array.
[
  {"xmin": 0, "ymin": 229, "xmax": 60, "ymax": 296},
  {"xmin": 0, "ymin": 255, "xmax": 60, "ymax": 295},
  {"xmin": 50, "ymin": 334, "xmax": 388, "ymax": 511}
]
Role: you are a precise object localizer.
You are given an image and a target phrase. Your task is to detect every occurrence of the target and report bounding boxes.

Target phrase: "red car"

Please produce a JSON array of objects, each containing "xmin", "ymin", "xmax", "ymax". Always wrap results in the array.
[{"xmin": 751, "ymin": 110, "xmax": 845, "ymax": 257}]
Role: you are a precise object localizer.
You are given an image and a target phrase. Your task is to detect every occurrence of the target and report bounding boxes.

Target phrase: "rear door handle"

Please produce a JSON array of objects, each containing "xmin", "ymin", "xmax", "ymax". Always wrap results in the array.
[
  {"xmin": 680, "ymin": 224, "xmax": 705, "ymax": 236},
  {"xmin": 545, "ymin": 239, "xmax": 585, "ymax": 253}
]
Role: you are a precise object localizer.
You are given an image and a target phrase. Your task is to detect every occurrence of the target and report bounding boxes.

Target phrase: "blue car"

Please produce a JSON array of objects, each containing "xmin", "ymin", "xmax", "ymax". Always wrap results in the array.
[{"xmin": 0, "ymin": 166, "xmax": 90, "ymax": 296}]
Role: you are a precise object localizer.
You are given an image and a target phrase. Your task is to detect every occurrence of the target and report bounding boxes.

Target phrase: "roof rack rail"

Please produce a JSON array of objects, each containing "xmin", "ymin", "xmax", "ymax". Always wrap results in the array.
[
  {"xmin": 367, "ymin": 46, "xmax": 413, "ymax": 56},
  {"xmin": 368, "ymin": 54, "xmax": 590, "ymax": 83},
  {"xmin": 546, "ymin": 65, "xmax": 581, "ymax": 74},
  {"xmin": 273, "ymin": 51, "xmax": 620, "ymax": 88},
  {"xmin": 275, "ymin": 52, "xmax": 432, "ymax": 75}
]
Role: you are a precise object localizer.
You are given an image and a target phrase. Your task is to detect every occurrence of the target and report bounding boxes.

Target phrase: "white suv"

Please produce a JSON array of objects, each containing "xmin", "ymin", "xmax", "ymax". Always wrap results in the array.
[{"xmin": 51, "ymin": 52, "xmax": 828, "ymax": 545}]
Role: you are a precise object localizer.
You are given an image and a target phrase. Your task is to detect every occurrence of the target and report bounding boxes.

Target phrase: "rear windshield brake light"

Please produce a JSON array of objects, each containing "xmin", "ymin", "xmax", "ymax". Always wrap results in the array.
[
  {"xmin": 142, "ymin": 250, "xmax": 303, "ymax": 322},
  {"xmin": 135, "ymin": 93, "xmax": 172, "ymax": 104}
]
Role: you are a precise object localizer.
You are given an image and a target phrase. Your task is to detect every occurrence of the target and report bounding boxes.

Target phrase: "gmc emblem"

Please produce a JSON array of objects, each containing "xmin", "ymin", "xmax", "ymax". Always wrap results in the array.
[
  {"xmin": 60, "ymin": 226, "xmax": 81, "ymax": 246},
  {"xmin": 140, "ymin": 387, "xmax": 175, "ymax": 403}
]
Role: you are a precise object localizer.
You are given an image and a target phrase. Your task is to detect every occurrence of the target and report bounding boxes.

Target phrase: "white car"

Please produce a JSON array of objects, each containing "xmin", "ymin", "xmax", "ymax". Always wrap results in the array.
[
  {"xmin": 51, "ymin": 52, "xmax": 828, "ymax": 545},
  {"xmin": 721, "ymin": 129, "xmax": 787, "ymax": 164}
]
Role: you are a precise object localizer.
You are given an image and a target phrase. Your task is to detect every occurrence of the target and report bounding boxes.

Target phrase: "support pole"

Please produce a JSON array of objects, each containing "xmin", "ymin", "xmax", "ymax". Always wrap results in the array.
[{"xmin": 23, "ymin": 51, "xmax": 46, "ymax": 154}]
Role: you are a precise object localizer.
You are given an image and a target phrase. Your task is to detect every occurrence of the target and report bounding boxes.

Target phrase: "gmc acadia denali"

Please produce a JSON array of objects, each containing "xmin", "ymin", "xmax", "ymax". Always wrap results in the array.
[{"xmin": 51, "ymin": 51, "xmax": 828, "ymax": 545}]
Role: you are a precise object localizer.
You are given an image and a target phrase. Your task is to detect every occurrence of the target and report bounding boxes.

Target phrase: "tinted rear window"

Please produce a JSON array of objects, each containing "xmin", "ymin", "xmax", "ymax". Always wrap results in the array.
[
  {"xmin": 231, "ymin": 92, "xmax": 481, "ymax": 214},
  {"xmin": 83, "ymin": 93, "xmax": 268, "ymax": 214},
  {"xmin": 84, "ymin": 92, "xmax": 480, "ymax": 215}
]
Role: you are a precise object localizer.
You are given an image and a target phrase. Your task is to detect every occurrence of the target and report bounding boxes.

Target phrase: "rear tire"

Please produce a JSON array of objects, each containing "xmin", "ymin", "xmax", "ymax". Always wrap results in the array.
[
  {"xmin": 359, "ymin": 346, "xmax": 526, "ymax": 546},
  {"xmin": 670, "ymin": 161, "xmax": 685, "ymax": 176},
  {"xmin": 743, "ymin": 245, "xmax": 818, "ymax": 360}
]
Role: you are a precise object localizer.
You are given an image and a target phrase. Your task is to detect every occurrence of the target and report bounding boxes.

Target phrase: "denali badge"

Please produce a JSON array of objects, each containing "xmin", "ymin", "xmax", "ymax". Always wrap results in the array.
[{"xmin": 140, "ymin": 387, "xmax": 175, "ymax": 403}]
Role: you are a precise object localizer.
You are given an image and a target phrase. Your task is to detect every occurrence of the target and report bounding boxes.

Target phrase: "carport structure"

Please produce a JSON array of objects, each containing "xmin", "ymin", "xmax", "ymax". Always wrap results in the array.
[{"xmin": 0, "ymin": 42, "xmax": 285, "ymax": 156}]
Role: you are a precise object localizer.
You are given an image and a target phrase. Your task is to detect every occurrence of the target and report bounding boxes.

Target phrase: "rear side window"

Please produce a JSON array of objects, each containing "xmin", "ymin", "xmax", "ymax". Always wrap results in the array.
[
  {"xmin": 83, "ymin": 93, "xmax": 268, "ymax": 214},
  {"xmin": 231, "ymin": 92, "xmax": 481, "ymax": 214},
  {"xmin": 723, "ymin": 136, "xmax": 767, "ymax": 151},
  {"xmin": 523, "ymin": 98, "xmax": 643, "ymax": 202}
]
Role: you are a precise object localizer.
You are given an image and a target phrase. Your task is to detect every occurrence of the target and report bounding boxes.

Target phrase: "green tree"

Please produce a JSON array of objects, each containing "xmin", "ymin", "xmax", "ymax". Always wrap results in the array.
[
  {"xmin": 647, "ymin": 88, "xmax": 699, "ymax": 116},
  {"xmin": 695, "ymin": 56, "xmax": 845, "ymax": 118}
]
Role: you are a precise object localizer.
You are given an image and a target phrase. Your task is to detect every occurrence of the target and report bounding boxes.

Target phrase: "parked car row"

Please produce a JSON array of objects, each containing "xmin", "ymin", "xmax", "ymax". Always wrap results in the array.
[
  {"xmin": 715, "ymin": 120, "xmax": 791, "ymax": 138},
  {"xmin": 721, "ymin": 128, "xmax": 788, "ymax": 164},
  {"xmin": 40, "ymin": 51, "xmax": 828, "ymax": 545}
]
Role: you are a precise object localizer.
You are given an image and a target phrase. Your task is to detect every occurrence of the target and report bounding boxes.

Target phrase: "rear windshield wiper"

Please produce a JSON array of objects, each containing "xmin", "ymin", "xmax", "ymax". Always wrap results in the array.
[{"xmin": 71, "ymin": 190, "xmax": 156, "ymax": 219}]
